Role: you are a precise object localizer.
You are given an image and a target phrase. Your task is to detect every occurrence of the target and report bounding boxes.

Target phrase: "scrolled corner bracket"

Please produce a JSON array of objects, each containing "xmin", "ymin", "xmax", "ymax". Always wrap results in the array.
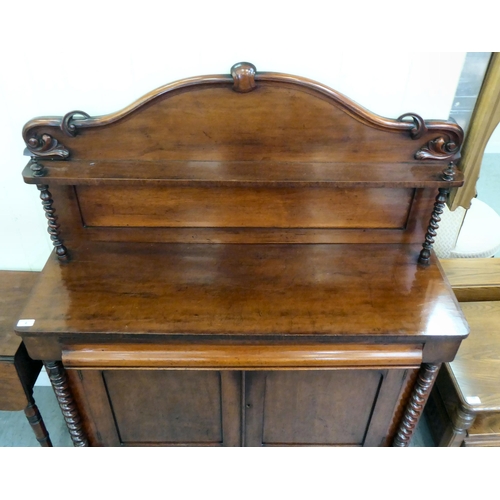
[
  {"xmin": 231, "ymin": 62, "xmax": 257, "ymax": 93},
  {"xmin": 398, "ymin": 113, "xmax": 428, "ymax": 140},
  {"xmin": 25, "ymin": 132, "xmax": 70, "ymax": 159},
  {"xmin": 61, "ymin": 110, "xmax": 91, "ymax": 137},
  {"xmin": 415, "ymin": 135, "xmax": 460, "ymax": 161}
]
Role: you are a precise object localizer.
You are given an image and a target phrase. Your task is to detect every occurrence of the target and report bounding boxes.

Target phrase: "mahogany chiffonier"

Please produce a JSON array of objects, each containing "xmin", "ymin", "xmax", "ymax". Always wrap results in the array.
[
  {"xmin": 0, "ymin": 271, "xmax": 52, "ymax": 446},
  {"xmin": 16, "ymin": 63, "xmax": 469, "ymax": 447}
]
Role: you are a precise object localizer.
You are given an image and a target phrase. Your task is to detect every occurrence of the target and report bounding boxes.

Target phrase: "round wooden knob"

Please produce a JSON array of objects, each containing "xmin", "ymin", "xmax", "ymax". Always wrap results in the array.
[{"xmin": 231, "ymin": 62, "xmax": 257, "ymax": 93}]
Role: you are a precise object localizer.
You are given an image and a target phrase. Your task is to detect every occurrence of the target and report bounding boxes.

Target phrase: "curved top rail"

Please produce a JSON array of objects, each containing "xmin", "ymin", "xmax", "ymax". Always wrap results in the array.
[{"xmin": 22, "ymin": 62, "xmax": 463, "ymax": 161}]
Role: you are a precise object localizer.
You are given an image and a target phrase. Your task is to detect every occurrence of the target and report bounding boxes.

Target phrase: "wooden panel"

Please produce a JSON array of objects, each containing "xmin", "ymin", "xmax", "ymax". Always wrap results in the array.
[
  {"xmin": 66, "ymin": 369, "xmax": 113, "ymax": 447},
  {"xmin": 26, "ymin": 84, "xmax": 459, "ymax": 164},
  {"xmin": 36, "ymin": 185, "xmax": 436, "ymax": 247},
  {"xmin": 103, "ymin": 370, "xmax": 225, "ymax": 445},
  {"xmin": 439, "ymin": 258, "xmax": 500, "ymax": 301},
  {"xmin": 0, "ymin": 271, "xmax": 39, "ymax": 357},
  {"xmin": 76, "ymin": 185, "xmax": 413, "ymax": 229},
  {"xmin": 0, "ymin": 363, "xmax": 27, "ymax": 410},
  {"xmin": 363, "ymin": 370, "xmax": 410, "ymax": 446},
  {"xmin": 77, "ymin": 184, "xmax": 433, "ymax": 245},
  {"xmin": 69, "ymin": 370, "xmax": 121, "ymax": 446},
  {"xmin": 69, "ymin": 369, "xmax": 242, "ymax": 446},
  {"xmin": 62, "ymin": 343, "xmax": 422, "ymax": 369},
  {"xmin": 219, "ymin": 371, "xmax": 242, "ymax": 447},
  {"xmin": 245, "ymin": 370, "xmax": 386, "ymax": 446}
]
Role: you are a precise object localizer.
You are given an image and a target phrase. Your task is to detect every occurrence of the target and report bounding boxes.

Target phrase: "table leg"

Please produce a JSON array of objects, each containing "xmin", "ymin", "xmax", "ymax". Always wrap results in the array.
[
  {"xmin": 44, "ymin": 361, "xmax": 88, "ymax": 447},
  {"xmin": 393, "ymin": 363, "xmax": 440, "ymax": 447},
  {"xmin": 438, "ymin": 405, "xmax": 476, "ymax": 447},
  {"xmin": 24, "ymin": 399, "xmax": 52, "ymax": 447}
]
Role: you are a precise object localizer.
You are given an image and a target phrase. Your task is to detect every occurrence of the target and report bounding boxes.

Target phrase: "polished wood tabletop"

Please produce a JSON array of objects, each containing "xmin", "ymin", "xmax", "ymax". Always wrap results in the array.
[{"xmin": 17, "ymin": 242, "xmax": 468, "ymax": 340}]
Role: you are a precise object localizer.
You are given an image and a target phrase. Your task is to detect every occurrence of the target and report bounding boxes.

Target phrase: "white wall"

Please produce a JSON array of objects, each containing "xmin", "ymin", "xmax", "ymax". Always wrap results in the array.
[
  {"xmin": 485, "ymin": 124, "xmax": 500, "ymax": 154},
  {"xmin": 0, "ymin": 2, "xmax": 467, "ymax": 271}
]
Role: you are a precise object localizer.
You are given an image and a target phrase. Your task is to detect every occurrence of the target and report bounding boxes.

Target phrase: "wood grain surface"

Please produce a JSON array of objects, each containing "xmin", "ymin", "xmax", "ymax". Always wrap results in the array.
[
  {"xmin": 76, "ymin": 185, "xmax": 413, "ymax": 229},
  {"xmin": 16, "ymin": 243, "xmax": 468, "ymax": 340},
  {"xmin": 62, "ymin": 343, "xmax": 422, "ymax": 369},
  {"xmin": 0, "ymin": 271, "xmax": 39, "ymax": 356},
  {"xmin": 446, "ymin": 301, "xmax": 500, "ymax": 410},
  {"xmin": 22, "ymin": 160, "xmax": 464, "ymax": 188},
  {"xmin": 440, "ymin": 258, "xmax": 500, "ymax": 301}
]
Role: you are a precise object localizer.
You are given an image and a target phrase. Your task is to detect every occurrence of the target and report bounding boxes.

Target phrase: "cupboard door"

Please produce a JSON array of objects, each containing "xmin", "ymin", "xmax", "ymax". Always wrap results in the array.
[
  {"xmin": 72, "ymin": 369, "xmax": 242, "ymax": 446},
  {"xmin": 244, "ymin": 369, "xmax": 408, "ymax": 447}
]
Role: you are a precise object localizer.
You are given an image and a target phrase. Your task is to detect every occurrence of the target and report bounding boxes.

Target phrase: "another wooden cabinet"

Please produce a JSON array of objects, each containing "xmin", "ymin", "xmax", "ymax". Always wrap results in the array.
[
  {"xmin": 0, "ymin": 271, "xmax": 52, "ymax": 446},
  {"xmin": 16, "ymin": 63, "xmax": 469, "ymax": 446},
  {"xmin": 427, "ymin": 259, "xmax": 500, "ymax": 446}
]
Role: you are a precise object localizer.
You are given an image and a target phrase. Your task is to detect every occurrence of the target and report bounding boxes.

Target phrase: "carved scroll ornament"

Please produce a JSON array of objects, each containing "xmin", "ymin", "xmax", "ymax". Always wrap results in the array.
[
  {"xmin": 23, "ymin": 111, "xmax": 90, "ymax": 159},
  {"xmin": 25, "ymin": 132, "xmax": 70, "ymax": 159},
  {"xmin": 398, "ymin": 113, "xmax": 463, "ymax": 161}
]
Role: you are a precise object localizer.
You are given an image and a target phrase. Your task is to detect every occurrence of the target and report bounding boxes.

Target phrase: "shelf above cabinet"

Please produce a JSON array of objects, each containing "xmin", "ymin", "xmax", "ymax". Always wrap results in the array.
[{"xmin": 23, "ymin": 160, "xmax": 464, "ymax": 188}]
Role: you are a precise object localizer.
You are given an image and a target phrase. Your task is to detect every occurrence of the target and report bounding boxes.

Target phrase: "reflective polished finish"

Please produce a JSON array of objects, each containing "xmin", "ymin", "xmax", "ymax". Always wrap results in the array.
[
  {"xmin": 17, "ymin": 63, "xmax": 468, "ymax": 446},
  {"xmin": 19, "ymin": 242, "xmax": 467, "ymax": 343}
]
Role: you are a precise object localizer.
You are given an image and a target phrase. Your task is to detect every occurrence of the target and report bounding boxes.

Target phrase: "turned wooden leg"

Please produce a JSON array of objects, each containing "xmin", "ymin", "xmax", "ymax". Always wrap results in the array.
[
  {"xmin": 439, "ymin": 404, "xmax": 476, "ymax": 447},
  {"xmin": 393, "ymin": 363, "xmax": 440, "ymax": 447},
  {"xmin": 24, "ymin": 399, "xmax": 52, "ymax": 447},
  {"xmin": 44, "ymin": 361, "xmax": 88, "ymax": 447}
]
